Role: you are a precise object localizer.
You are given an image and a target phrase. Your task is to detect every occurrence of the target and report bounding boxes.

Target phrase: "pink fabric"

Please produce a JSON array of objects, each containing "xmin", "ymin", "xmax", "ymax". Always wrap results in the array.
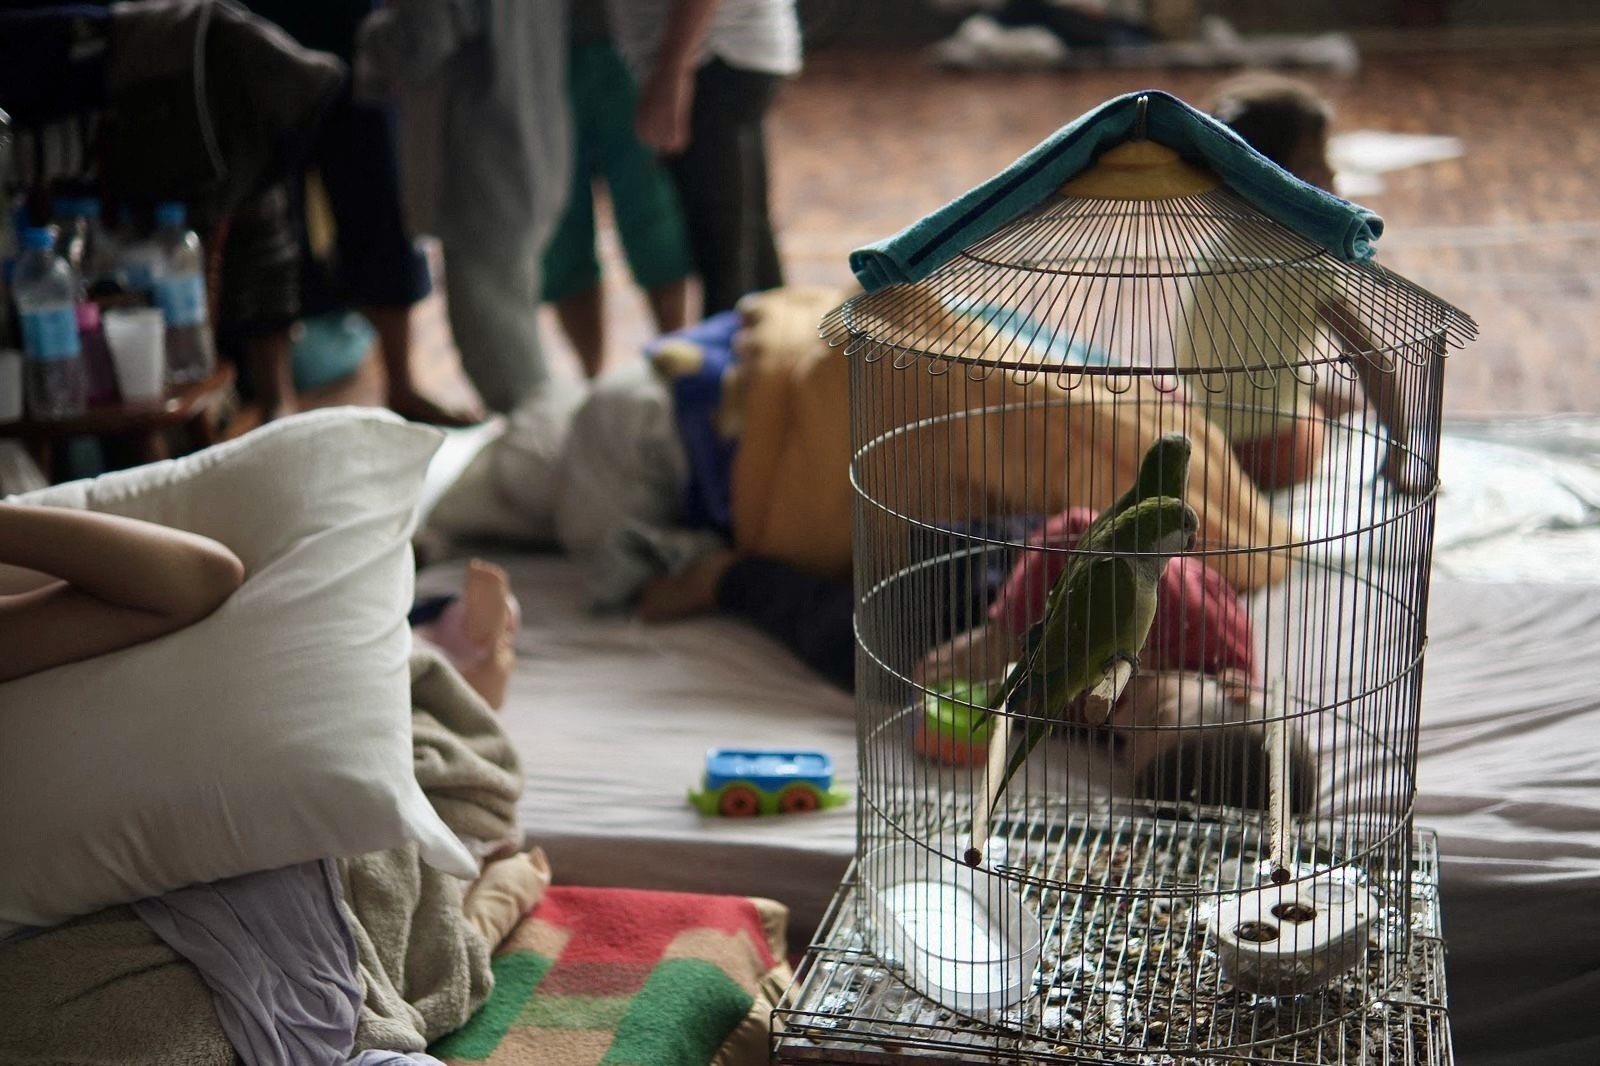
[{"xmin": 988, "ymin": 507, "xmax": 1255, "ymax": 679}]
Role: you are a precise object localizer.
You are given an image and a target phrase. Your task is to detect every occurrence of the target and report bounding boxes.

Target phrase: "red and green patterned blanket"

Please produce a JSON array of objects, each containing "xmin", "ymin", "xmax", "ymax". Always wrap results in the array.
[{"xmin": 432, "ymin": 887, "xmax": 791, "ymax": 1066}]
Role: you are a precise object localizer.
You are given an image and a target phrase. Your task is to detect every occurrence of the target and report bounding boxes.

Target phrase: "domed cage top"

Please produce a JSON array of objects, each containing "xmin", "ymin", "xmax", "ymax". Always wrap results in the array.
[{"xmin": 827, "ymin": 119, "xmax": 1476, "ymax": 1059}]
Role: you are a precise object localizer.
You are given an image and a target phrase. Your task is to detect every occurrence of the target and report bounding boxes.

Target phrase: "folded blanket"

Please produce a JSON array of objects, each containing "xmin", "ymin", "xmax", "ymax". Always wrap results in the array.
[
  {"xmin": 848, "ymin": 89, "xmax": 1382, "ymax": 292},
  {"xmin": 343, "ymin": 648, "xmax": 525, "ymax": 1056},
  {"xmin": 407, "ymin": 648, "xmax": 523, "ymax": 850},
  {"xmin": 0, "ymin": 905, "xmax": 237, "ymax": 1065},
  {"xmin": 431, "ymin": 888, "xmax": 792, "ymax": 1066}
]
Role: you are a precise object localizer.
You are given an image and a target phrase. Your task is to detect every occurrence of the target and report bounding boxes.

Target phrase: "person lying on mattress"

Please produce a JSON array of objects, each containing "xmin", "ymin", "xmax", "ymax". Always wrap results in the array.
[
  {"xmin": 0, "ymin": 502, "xmax": 244, "ymax": 683},
  {"xmin": 639, "ymin": 510, "xmax": 1317, "ymax": 815},
  {"xmin": 1182, "ymin": 73, "xmax": 1427, "ymax": 494}
]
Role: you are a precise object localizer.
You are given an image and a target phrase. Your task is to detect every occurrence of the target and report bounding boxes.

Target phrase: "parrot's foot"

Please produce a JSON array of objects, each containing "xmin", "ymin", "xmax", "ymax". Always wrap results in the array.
[{"xmin": 1086, "ymin": 654, "xmax": 1140, "ymax": 724}]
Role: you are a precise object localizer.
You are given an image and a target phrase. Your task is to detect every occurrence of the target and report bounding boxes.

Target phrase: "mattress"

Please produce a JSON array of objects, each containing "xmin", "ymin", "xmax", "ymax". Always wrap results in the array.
[
  {"xmin": 414, "ymin": 555, "xmax": 859, "ymax": 940},
  {"xmin": 417, "ymin": 416, "xmax": 1600, "ymax": 1065}
]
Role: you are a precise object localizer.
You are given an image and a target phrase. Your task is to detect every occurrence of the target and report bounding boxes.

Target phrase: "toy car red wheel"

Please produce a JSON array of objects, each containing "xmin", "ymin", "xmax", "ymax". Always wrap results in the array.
[
  {"xmin": 718, "ymin": 785, "xmax": 762, "ymax": 818},
  {"xmin": 777, "ymin": 785, "xmax": 821, "ymax": 814}
]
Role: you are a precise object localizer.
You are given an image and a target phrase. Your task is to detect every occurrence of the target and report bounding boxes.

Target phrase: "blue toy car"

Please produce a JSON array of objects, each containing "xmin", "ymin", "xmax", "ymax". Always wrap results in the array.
[{"xmin": 689, "ymin": 748, "xmax": 851, "ymax": 817}]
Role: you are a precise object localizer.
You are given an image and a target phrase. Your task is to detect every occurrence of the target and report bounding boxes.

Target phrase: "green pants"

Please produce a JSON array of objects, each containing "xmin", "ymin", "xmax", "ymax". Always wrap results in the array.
[{"xmin": 542, "ymin": 40, "xmax": 694, "ymax": 303}]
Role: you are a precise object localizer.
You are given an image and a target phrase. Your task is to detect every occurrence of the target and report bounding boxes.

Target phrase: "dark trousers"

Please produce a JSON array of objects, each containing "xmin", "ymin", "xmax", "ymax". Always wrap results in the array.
[
  {"xmin": 715, "ymin": 518, "xmax": 1040, "ymax": 692},
  {"xmin": 666, "ymin": 59, "xmax": 784, "ymax": 315},
  {"xmin": 245, "ymin": 0, "xmax": 430, "ymax": 312}
]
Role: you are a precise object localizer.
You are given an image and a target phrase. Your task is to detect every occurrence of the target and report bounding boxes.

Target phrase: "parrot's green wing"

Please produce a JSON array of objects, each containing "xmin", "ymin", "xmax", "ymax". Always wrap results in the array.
[
  {"xmin": 990, "ymin": 433, "xmax": 1191, "ymax": 717},
  {"xmin": 989, "ymin": 553, "xmax": 1142, "ymax": 801},
  {"xmin": 967, "ymin": 495, "xmax": 1196, "ymax": 867}
]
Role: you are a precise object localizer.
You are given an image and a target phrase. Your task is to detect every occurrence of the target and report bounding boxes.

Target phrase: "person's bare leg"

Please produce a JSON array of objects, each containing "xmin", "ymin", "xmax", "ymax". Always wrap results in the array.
[
  {"xmin": 244, "ymin": 331, "xmax": 298, "ymax": 423},
  {"xmin": 916, "ymin": 623, "xmax": 1023, "ymax": 688},
  {"xmin": 457, "ymin": 559, "xmax": 518, "ymax": 710},
  {"xmin": 646, "ymin": 276, "xmax": 691, "ymax": 335},
  {"xmin": 364, "ymin": 304, "xmax": 483, "ymax": 425},
  {"xmin": 553, "ymin": 285, "xmax": 606, "ymax": 379},
  {"xmin": 638, "ymin": 548, "xmax": 736, "ymax": 623}
]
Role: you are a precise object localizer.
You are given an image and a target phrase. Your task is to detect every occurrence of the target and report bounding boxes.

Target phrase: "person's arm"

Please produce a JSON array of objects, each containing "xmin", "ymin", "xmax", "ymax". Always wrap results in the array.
[
  {"xmin": 634, "ymin": 0, "xmax": 721, "ymax": 155},
  {"xmin": 1318, "ymin": 296, "xmax": 1424, "ymax": 493},
  {"xmin": 0, "ymin": 504, "xmax": 244, "ymax": 682}
]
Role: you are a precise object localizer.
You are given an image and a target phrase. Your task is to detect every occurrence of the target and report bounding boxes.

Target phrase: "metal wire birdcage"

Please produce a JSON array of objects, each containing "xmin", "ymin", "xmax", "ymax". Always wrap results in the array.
[{"xmin": 814, "ymin": 105, "xmax": 1476, "ymax": 1063}]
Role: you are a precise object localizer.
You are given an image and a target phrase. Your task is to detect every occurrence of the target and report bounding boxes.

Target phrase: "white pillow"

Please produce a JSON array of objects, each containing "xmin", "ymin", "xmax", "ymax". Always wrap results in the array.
[{"xmin": 0, "ymin": 408, "xmax": 477, "ymax": 932}]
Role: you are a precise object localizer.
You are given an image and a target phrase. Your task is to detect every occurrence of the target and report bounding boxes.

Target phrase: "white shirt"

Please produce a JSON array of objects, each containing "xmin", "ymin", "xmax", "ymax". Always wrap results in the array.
[
  {"xmin": 605, "ymin": 0, "xmax": 803, "ymax": 80},
  {"xmin": 1175, "ymin": 256, "xmax": 1341, "ymax": 442}
]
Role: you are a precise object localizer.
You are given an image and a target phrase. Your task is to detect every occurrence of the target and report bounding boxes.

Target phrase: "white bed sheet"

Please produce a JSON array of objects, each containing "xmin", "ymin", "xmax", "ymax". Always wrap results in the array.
[{"xmin": 415, "ymin": 555, "xmax": 859, "ymax": 937}]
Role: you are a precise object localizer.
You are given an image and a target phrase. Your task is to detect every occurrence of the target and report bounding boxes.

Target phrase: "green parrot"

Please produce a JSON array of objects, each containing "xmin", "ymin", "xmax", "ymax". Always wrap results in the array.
[
  {"xmin": 965, "ymin": 494, "xmax": 1198, "ymax": 867},
  {"xmin": 1071, "ymin": 432, "xmax": 1193, "ymax": 571},
  {"xmin": 973, "ymin": 431, "xmax": 1191, "ymax": 738}
]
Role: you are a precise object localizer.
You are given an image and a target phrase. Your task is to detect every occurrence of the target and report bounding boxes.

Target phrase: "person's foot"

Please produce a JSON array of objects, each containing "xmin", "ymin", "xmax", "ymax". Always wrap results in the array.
[
  {"xmin": 457, "ymin": 560, "xmax": 519, "ymax": 710},
  {"xmin": 388, "ymin": 388, "xmax": 484, "ymax": 427},
  {"xmin": 637, "ymin": 549, "xmax": 736, "ymax": 623}
]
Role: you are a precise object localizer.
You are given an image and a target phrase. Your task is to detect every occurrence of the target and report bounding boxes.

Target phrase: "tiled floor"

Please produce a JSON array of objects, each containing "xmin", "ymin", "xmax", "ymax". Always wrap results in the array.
[{"xmin": 312, "ymin": 41, "xmax": 1600, "ymax": 422}]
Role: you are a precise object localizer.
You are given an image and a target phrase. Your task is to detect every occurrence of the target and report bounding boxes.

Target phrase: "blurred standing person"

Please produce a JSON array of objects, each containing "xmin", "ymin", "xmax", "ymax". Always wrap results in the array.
[
  {"xmin": 245, "ymin": 0, "xmax": 480, "ymax": 425},
  {"xmin": 544, "ymin": 4, "xmax": 695, "ymax": 377},
  {"xmin": 608, "ymin": 0, "xmax": 801, "ymax": 316},
  {"xmin": 356, "ymin": 0, "xmax": 571, "ymax": 414}
]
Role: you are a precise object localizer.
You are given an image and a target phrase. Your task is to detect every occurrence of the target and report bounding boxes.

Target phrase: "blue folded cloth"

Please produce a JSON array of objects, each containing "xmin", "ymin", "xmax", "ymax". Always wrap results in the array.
[{"xmin": 848, "ymin": 89, "xmax": 1383, "ymax": 293}]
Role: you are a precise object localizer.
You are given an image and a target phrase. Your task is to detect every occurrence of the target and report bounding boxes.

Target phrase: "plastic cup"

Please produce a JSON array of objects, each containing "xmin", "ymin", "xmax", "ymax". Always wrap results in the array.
[
  {"xmin": 102, "ymin": 308, "xmax": 167, "ymax": 403},
  {"xmin": 0, "ymin": 350, "xmax": 21, "ymax": 424}
]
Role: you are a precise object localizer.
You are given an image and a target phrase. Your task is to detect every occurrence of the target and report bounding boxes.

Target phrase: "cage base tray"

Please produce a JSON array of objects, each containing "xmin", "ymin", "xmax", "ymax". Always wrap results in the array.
[{"xmin": 773, "ymin": 826, "xmax": 1451, "ymax": 1066}]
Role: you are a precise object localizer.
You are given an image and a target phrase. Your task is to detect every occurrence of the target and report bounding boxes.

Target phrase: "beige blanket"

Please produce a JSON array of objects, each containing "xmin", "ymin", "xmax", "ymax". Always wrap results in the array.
[
  {"xmin": 0, "ymin": 648, "xmax": 524, "ymax": 1065},
  {"xmin": 342, "ymin": 648, "xmax": 525, "ymax": 1055}
]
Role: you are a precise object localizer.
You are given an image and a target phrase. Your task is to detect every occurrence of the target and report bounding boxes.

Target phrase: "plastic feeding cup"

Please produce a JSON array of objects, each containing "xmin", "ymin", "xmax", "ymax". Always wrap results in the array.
[{"xmin": 859, "ymin": 843, "xmax": 1043, "ymax": 1015}]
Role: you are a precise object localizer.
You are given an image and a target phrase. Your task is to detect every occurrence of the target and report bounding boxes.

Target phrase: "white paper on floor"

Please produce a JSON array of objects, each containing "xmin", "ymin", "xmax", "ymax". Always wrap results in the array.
[{"xmin": 1331, "ymin": 130, "xmax": 1465, "ymax": 197}]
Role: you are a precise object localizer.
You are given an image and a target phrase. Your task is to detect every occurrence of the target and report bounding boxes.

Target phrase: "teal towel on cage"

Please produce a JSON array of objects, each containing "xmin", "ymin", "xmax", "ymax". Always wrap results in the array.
[{"xmin": 848, "ymin": 89, "xmax": 1383, "ymax": 293}]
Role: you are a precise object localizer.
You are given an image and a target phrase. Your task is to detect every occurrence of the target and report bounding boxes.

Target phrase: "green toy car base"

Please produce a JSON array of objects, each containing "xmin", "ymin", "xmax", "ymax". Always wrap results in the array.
[{"xmin": 688, "ymin": 749, "xmax": 851, "ymax": 817}]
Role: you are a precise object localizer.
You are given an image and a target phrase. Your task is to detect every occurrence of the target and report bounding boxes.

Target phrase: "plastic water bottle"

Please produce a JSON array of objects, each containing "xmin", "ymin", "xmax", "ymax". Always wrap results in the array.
[
  {"xmin": 48, "ymin": 199, "xmax": 118, "ymax": 406},
  {"xmin": 152, "ymin": 202, "xmax": 215, "ymax": 385},
  {"xmin": 12, "ymin": 227, "xmax": 86, "ymax": 419},
  {"xmin": 55, "ymin": 197, "xmax": 91, "ymax": 274},
  {"xmin": 117, "ymin": 209, "xmax": 161, "ymax": 305},
  {"xmin": 60, "ymin": 198, "xmax": 123, "ymax": 297}
]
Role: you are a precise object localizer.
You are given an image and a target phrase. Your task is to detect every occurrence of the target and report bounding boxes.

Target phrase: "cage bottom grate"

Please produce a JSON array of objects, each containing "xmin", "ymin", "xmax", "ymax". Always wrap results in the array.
[{"xmin": 772, "ymin": 828, "xmax": 1449, "ymax": 1065}]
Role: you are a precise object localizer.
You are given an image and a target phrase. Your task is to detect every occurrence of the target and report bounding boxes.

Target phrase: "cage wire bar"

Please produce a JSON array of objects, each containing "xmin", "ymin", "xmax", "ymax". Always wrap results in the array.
[{"xmin": 807, "ymin": 148, "xmax": 1474, "ymax": 1063}]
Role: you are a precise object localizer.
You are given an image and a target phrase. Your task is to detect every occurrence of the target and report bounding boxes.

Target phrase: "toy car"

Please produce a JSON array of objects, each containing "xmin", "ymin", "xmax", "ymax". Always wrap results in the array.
[
  {"xmin": 914, "ymin": 680, "xmax": 996, "ymax": 767},
  {"xmin": 689, "ymin": 748, "xmax": 851, "ymax": 817}
]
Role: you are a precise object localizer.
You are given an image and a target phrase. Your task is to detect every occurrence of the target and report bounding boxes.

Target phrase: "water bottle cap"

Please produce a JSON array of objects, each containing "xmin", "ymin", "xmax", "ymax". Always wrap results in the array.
[
  {"xmin": 20, "ymin": 227, "xmax": 55, "ymax": 250},
  {"xmin": 154, "ymin": 202, "xmax": 187, "ymax": 227}
]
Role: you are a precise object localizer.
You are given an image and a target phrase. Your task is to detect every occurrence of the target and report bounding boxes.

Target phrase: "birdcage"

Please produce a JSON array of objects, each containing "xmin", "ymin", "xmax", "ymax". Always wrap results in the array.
[{"xmin": 779, "ymin": 94, "xmax": 1475, "ymax": 1064}]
